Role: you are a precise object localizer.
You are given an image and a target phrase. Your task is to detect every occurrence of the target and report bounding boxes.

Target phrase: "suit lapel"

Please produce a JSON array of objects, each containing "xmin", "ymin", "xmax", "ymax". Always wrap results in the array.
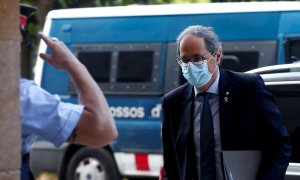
[{"xmin": 219, "ymin": 68, "xmax": 235, "ymax": 150}]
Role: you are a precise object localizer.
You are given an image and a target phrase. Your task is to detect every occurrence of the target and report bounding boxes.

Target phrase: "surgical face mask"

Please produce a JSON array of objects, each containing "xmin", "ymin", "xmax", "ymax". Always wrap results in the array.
[{"xmin": 181, "ymin": 54, "xmax": 217, "ymax": 87}]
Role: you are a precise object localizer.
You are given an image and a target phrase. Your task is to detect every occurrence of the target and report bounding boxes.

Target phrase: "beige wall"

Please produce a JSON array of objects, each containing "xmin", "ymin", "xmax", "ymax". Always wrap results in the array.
[{"xmin": 0, "ymin": 0, "xmax": 21, "ymax": 179}]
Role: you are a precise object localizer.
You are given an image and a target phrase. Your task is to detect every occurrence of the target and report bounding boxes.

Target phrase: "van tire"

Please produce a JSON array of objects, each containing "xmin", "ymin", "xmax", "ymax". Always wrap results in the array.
[{"xmin": 66, "ymin": 147, "xmax": 121, "ymax": 180}]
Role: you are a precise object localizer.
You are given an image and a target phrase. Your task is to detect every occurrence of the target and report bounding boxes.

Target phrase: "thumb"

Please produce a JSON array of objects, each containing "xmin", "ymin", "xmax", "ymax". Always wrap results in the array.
[{"xmin": 39, "ymin": 53, "xmax": 51, "ymax": 62}]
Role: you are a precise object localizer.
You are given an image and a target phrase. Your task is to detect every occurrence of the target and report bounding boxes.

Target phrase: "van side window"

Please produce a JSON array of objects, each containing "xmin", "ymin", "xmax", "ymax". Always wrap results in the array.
[
  {"xmin": 222, "ymin": 52, "xmax": 259, "ymax": 72},
  {"xmin": 78, "ymin": 51, "xmax": 111, "ymax": 82},
  {"xmin": 268, "ymin": 83, "xmax": 300, "ymax": 163},
  {"xmin": 222, "ymin": 41, "xmax": 277, "ymax": 72},
  {"xmin": 70, "ymin": 43, "xmax": 162, "ymax": 96},
  {"xmin": 285, "ymin": 38, "xmax": 300, "ymax": 63},
  {"xmin": 117, "ymin": 51, "xmax": 153, "ymax": 82}
]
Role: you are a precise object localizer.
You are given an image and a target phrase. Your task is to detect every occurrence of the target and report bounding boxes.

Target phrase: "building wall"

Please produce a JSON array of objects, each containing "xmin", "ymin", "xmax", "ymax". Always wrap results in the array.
[{"xmin": 0, "ymin": 0, "xmax": 21, "ymax": 179}]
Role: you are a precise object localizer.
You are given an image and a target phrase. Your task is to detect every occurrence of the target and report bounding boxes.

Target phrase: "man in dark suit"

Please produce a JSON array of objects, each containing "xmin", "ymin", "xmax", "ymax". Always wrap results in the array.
[{"xmin": 162, "ymin": 25, "xmax": 291, "ymax": 180}]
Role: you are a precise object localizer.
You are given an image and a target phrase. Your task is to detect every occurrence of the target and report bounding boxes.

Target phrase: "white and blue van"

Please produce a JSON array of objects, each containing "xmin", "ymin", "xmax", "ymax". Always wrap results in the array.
[{"xmin": 31, "ymin": 2, "xmax": 300, "ymax": 179}]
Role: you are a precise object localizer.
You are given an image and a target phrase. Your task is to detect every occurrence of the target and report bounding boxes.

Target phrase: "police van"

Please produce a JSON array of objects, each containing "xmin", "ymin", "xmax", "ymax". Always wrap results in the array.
[{"xmin": 31, "ymin": 2, "xmax": 300, "ymax": 179}]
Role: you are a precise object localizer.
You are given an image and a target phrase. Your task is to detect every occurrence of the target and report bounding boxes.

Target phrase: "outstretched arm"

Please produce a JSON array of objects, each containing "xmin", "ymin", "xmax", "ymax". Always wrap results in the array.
[{"xmin": 39, "ymin": 32, "xmax": 118, "ymax": 147}]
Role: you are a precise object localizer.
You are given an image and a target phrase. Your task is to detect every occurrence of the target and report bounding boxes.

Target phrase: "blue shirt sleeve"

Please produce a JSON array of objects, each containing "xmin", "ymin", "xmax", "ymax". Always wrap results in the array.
[{"xmin": 20, "ymin": 79, "xmax": 84, "ymax": 148}]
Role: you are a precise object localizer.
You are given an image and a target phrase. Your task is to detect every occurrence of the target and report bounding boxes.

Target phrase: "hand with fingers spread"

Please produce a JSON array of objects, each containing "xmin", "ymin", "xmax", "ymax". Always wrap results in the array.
[
  {"xmin": 39, "ymin": 32, "xmax": 79, "ymax": 71},
  {"xmin": 37, "ymin": 31, "xmax": 117, "ymax": 147}
]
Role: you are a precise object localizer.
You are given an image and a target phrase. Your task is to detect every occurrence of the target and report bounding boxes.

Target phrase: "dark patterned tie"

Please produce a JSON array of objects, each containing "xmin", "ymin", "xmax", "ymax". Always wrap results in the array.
[{"xmin": 200, "ymin": 92, "xmax": 216, "ymax": 180}]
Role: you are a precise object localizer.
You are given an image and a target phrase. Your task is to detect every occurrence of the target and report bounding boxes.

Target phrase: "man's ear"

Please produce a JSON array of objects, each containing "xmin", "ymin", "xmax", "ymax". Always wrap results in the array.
[{"xmin": 216, "ymin": 49, "xmax": 222, "ymax": 64}]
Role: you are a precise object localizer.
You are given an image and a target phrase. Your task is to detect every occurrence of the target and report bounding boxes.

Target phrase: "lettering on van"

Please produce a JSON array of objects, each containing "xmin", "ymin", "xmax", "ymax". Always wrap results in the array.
[
  {"xmin": 109, "ymin": 104, "xmax": 162, "ymax": 119},
  {"xmin": 151, "ymin": 104, "xmax": 162, "ymax": 118}
]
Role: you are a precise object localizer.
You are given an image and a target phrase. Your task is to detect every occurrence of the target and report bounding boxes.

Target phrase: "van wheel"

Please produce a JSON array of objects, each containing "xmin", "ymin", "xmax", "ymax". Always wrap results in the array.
[{"xmin": 66, "ymin": 147, "xmax": 121, "ymax": 180}]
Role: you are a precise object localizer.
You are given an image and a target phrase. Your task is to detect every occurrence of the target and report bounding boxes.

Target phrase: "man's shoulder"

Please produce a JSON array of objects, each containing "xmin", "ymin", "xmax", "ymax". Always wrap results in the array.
[
  {"xmin": 19, "ymin": 78, "xmax": 54, "ymax": 100},
  {"xmin": 221, "ymin": 68, "xmax": 262, "ymax": 85},
  {"xmin": 20, "ymin": 78, "xmax": 35, "ymax": 87},
  {"xmin": 20, "ymin": 78, "xmax": 36, "ymax": 93},
  {"xmin": 164, "ymin": 82, "xmax": 191, "ymax": 101}
]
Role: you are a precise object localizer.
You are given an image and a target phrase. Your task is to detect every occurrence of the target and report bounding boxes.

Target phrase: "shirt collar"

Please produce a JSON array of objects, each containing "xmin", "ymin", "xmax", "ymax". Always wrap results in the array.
[{"xmin": 194, "ymin": 68, "xmax": 220, "ymax": 96}]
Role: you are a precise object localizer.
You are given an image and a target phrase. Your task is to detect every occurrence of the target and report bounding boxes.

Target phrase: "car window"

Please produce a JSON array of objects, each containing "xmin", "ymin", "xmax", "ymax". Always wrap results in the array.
[{"xmin": 268, "ymin": 83, "xmax": 300, "ymax": 163}]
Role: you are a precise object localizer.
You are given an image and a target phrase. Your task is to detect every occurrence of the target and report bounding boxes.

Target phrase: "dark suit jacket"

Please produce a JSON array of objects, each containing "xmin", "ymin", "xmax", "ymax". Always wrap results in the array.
[{"xmin": 162, "ymin": 68, "xmax": 291, "ymax": 180}]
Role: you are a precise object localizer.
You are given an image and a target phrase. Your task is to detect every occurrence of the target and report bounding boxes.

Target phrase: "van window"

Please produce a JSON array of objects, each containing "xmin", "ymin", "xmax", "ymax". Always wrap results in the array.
[
  {"xmin": 268, "ymin": 83, "xmax": 300, "ymax": 163},
  {"xmin": 70, "ymin": 43, "xmax": 162, "ymax": 96},
  {"xmin": 78, "ymin": 51, "xmax": 111, "ymax": 82},
  {"xmin": 222, "ymin": 41, "xmax": 277, "ymax": 72},
  {"xmin": 285, "ymin": 38, "xmax": 300, "ymax": 63},
  {"xmin": 222, "ymin": 52, "xmax": 259, "ymax": 72},
  {"xmin": 117, "ymin": 51, "xmax": 153, "ymax": 82}
]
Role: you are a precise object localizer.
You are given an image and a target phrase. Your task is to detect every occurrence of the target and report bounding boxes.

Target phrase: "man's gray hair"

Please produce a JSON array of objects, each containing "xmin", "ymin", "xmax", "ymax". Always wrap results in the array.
[{"xmin": 176, "ymin": 25, "xmax": 222, "ymax": 56}]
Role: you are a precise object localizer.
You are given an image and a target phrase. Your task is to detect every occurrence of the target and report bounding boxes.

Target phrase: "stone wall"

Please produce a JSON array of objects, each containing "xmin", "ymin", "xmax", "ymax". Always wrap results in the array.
[{"xmin": 0, "ymin": 0, "xmax": 21, "ymax": 179}]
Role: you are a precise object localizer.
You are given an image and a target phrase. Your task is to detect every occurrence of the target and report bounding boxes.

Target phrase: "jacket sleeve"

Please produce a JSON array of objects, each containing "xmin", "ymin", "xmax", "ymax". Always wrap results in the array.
[
  {"xmin": 162, "ymin": 96, "xmax": 179, "ymax": 180},
  {"xmin": 253, "ymin": 75, "xmax": 292, "ymax": 180}
]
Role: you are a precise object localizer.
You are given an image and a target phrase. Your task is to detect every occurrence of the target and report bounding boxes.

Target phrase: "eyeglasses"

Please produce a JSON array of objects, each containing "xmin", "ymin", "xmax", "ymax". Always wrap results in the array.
[{"xmin": 177, "ymin": 51, "xmax": 215, "ymax": 67}]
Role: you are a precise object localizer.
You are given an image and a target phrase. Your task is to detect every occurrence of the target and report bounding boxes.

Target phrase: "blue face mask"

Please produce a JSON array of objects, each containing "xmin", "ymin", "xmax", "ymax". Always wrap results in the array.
[{"xmin": 181, "ymin": 56, "xmax": 216, "ymax": 87}]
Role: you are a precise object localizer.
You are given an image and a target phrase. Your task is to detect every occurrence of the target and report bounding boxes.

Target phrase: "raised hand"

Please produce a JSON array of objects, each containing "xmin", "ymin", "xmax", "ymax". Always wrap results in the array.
[{"xmin": 38, "ymin": 32, "xmax": 78, "ymax": 70}]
